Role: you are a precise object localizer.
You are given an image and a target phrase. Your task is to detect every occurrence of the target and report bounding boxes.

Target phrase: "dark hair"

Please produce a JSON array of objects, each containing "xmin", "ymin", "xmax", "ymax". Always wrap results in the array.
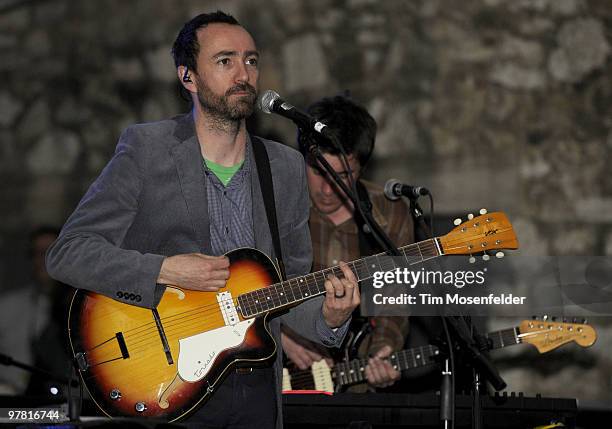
[
  {"xmin": 171, "ymin": 11, "xmax": 240, "ymax": 73},
  {"xmin": 298, "ymin": 95, "xmax": 376, "ymax": 167}
]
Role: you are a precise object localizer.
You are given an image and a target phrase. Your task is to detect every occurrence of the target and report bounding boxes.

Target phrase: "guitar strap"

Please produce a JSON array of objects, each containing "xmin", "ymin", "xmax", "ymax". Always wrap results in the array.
[{"xmin": 251, "ymin": 136, "xmax": 287, "ymax": 281}]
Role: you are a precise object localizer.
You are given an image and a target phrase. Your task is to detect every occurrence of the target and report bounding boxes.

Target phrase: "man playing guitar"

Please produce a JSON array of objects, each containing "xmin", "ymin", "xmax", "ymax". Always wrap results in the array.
[
  {"xmin": 282, "ymin": 95, "xmax": 414, "ymax": 390},
  {"xmin": 46, "ymin": 11, "xmax": 359, "ymax": 429}
]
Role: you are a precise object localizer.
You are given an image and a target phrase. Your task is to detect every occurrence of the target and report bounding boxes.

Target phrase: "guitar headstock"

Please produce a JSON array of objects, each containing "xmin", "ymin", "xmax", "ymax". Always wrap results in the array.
[
  {"xmin": 519, "ymin": 317, "xmax": 597, "ymax": 354},
  {"xmin": 438, "ymin": 210, "xmax": 518, "ymax": 258}
]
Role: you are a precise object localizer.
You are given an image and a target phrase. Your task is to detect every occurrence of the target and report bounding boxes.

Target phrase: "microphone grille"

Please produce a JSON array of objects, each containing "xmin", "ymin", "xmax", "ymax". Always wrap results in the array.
[
  {"xmin": 383, "ymin": 179, "xmax": 401, "ymax": 201},
  {"xmin": 259, "ymin": 90, "xmax": 280, "ymax": 114}
]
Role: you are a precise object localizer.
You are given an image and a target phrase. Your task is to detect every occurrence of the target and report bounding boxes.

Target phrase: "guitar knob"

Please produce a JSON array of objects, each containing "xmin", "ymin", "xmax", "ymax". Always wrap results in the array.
[
  {"xmin": 109, "ymin": 389, "xmax": 121, "ymax": 401},
  {"xmin": 479, "ymin": 208, "xmax": 487, "ymax": 215},
  {"xmin": 453, "ymin": 218, "xmax": 462, "ymax": 226},
  {"xmin": 482, "ymin": 254, "xmax": 490, "ymax": 261},
  {"xmin": 495, "ymin": 252, "xmax": 505, "ymax": 259},
  {"xmin": 135, "ymin": 402, "xmax": 147, "ymax": 413},
  {"xmin": 467, "ymin": 213, "xmax": 474, "ymax": 220},
  {"xmin": 469, "ymin": 256, "xmax": 476, "ymax": 264}
]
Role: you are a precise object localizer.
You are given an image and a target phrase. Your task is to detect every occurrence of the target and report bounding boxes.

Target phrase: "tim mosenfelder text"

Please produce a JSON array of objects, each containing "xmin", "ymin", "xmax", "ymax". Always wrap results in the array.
[{"xmin": 370, "ymin": 267, "xmax": 527, "ymax": 306}]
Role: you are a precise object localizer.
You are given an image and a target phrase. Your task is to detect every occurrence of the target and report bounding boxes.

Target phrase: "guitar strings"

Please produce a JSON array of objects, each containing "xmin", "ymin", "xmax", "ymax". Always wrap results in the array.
[
  {"xmin": 85, "ymin": 243, "xmax": 438, "ymax": 358},
  {"xmin": 122, "ymin": 241, "xmax": 436, "ymax": 342},
  {"xmin": 85, "ymin": 230, "xmax": 491, "ymax": 358}
]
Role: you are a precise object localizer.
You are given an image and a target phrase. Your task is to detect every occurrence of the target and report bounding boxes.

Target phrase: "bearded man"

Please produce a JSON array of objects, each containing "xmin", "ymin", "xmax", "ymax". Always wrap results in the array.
[{"xmin": 46, "ymin": 11, "xmax": 358, "ymax": 429}]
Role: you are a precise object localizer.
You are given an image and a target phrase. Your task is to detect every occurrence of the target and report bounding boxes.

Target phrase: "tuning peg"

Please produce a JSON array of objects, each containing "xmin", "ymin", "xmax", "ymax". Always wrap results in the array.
[
  {"xmin": 543, "ymin": 315, "xmax": 548, "ymax": 321},
  {"xmin": 453, "ymin": 218, "xmax": 462, "ymax": 226},
  {"xmin": 562, "ymin": 317, "xmax": 567, "ymax": 323},
  {"xmin": 482, "ymin": 254, "xmax": 490, "ymax": 261},
  {"xmin": 479, "ymin": 208, "xmax": 487, "ymax": 215},
  {"xmin": 551, "ymin": 316, "xmax": 557, "ymax": 321},
  {"xmin": 469, "ymin": 256, "xmax": 476, "ymax": 264},
  {"xmin": 582, "ymin": 318, "xmax": 587, "ymax": 324},
  {"xmin": 495, "ymin": 251, "xmax": 504, "ymax": 259},
  {"xmin": 572, "ymin": 317, "xmax": 577, "ymax": 323},
  {"xmin": 532, "ymin": 315, "xmax": 538, "ymax": 320},
  {"xmin": 467, "ymin": 213, "xmax": 474, "ymax": 220}
]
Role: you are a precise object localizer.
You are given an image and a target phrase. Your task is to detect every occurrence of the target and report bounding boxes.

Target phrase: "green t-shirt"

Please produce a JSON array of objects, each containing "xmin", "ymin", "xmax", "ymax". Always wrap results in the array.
[{"xmin": 204, "ymin": 158, "xmax": 244, "ymax": 186}]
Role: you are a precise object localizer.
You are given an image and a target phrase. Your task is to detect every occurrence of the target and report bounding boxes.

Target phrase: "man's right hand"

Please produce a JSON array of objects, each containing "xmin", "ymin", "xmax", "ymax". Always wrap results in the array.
[
  {"xmin": 281, "ymin": 332, "xmax": 332, "ymax": 370},
  {"xmin": 157, "ymin": 253, "xmax": 230, "ymax": 291}
]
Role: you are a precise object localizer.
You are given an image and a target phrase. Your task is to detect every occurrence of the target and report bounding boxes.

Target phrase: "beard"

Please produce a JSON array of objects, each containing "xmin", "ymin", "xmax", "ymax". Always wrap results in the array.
[{"xmin": 195, "ymin": 76, "xmax": 257, "ymax": 122}]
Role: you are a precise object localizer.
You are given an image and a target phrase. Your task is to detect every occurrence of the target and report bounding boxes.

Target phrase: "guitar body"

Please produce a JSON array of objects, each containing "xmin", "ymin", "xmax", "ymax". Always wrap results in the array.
[{"xmin": 68, "ymin": 248, "xmax": 280, "ymax": 421}]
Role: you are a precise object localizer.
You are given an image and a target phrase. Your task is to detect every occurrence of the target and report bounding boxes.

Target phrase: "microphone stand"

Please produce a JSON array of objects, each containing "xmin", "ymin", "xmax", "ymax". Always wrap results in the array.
[
  {"xmin": 307, "ymin": 142, "xmax": 401, "ymax": 258},
  {"xmin": 0, "ymin": 352, "xmax": 80, "ymax": 422},
  {"xmin": 408, "ymin": 196, "xmax": 430, "ymax": 242},
  {"xmin": 403, "ymin": 202, "xmax": 506, "ymax": 429},
  {"xmin": 0, "ymin": 353, "xmax": 71, "ymax": 387}
]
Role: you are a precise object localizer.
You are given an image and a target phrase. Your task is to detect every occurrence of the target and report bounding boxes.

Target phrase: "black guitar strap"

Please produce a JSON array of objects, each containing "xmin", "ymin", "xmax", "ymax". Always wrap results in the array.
[{"xmin": 251, "ymin": 136, "xmax": 287, "ymax": 281}]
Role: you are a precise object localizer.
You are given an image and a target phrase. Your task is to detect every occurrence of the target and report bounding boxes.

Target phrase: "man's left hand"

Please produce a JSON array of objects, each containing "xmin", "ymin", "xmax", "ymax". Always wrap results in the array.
[
  {"xmin": 322, "ymin": 261, "xmax": 360, "ymax": 328},
  {"xmin": 364, "ymin": 345, "xmax": 401, "ymax": 388}
]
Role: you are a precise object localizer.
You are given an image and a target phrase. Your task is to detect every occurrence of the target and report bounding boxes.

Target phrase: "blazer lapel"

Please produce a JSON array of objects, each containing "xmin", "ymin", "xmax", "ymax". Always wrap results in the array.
[{"xmin": 170, "ymin": 113, "xmax": 212, "ymax": 254}]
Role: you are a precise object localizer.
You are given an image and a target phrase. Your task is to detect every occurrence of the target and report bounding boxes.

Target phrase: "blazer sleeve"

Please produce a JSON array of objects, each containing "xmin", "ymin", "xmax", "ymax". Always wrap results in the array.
[
  {"xmin": 46, "ymin": 126, "xmax": 166, "ymax": 309},
  {"xmin": 277, "ymin": 151, "xmax": 348, "ymax": 347}
]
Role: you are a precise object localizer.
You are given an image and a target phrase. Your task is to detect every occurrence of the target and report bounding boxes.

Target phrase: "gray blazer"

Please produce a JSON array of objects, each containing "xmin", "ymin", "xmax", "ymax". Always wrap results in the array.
[{"xmin": 46, "ymin": 112, "xmax": 345, "ymax": 427}]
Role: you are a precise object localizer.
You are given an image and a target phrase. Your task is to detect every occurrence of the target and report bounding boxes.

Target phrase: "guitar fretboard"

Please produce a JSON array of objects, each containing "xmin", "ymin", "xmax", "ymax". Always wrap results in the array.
[
  {"xmin": 237, "ymin": 239, "xmax": 441, "ymax": 318},
  {"xmin": 332, "ymin": 345, "xmax": 440, "ymax": 388},
  {"xmin": 486, "ymin": 327, "xmax": 521, "ymax": 350}
]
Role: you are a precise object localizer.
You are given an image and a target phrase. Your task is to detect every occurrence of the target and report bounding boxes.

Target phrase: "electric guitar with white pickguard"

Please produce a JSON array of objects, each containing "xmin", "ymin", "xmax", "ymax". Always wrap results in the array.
[{"xmin": 68, "ymin": 211, "xmax": 518, "ymax": 421}]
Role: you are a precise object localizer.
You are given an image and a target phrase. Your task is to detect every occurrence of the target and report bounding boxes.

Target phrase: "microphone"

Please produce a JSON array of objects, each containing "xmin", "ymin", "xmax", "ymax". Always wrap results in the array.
[
  {"xmin": 259, "ymin": 90, "xmax": 331, "ymax": 137},
  {"xmin": 384, "ymin": 179, "xmax": 430, "ymax": 200}
]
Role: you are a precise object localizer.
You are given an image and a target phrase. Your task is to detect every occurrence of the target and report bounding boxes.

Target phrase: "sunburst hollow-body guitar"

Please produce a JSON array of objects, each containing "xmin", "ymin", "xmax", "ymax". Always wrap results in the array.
[{"xmin": 68, "ymin": 212, "xmax": 518, "ymax": 421}]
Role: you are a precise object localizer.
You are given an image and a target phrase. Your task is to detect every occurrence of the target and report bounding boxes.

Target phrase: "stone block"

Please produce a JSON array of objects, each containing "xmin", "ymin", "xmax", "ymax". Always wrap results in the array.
[
  {"xmin": 549, "ymin": 18, "xmax": 610, "ymax": 83},
  {"xmin": 490, "ymin": 63, "xmax": 547, "ymax": 89},
  {"xmin": 0, "ymin": 92, "xmax": 22, "ymax": 127},
  {"xmin": 26, "ymin": 130, "xmax": 80, "ymax": 175},
  {"xmin": 282, "ymin": 34, "xmax": 329, "ymax": 92}
]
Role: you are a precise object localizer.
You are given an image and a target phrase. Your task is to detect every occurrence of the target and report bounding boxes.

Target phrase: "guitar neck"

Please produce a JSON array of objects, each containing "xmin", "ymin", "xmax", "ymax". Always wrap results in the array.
[
  {"xmin": 331, "ymin": 325, "xmax": 523, "ymax": 389},
  {"xmin": 238, "ymin": 239, "xmax": 441, "ymax": 317},
  {"xmin": 485, "ymin": 326, "xmax": 522, "ymax": 350},
  {"xmin": 332, "ymin": 345, "xmax": 440, "ymax": 388}
]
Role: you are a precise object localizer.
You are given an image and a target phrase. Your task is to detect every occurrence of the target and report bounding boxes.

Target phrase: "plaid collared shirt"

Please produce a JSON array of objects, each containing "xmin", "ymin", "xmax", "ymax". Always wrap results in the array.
[
  {"xmin": 203, "ymin": 138, "xmax": 255, "ymax": 256},
  {"xmin": 309, "ymin": 179, "xmax": 414, "ymax": 355}
]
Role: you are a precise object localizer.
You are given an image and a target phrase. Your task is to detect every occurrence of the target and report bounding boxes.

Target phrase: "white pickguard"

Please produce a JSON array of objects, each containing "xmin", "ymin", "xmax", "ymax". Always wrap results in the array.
[{"xmin": 177, "ymin": 319, "xmax": 254, "ymax": 382}]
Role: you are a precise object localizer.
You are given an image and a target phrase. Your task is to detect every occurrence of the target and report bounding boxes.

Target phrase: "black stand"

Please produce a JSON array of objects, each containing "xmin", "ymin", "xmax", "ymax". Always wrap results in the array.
[
  {"xmin": 0, "ymin": 352, "xmax": 82, "ymax": 423},
  {"xmin": 0, "ymin": 353, "xmax": 70, "ymax": 387},
  {"xmin": 402, "ymin": 197, "xmax": 506, "ymax": 429},
  {"xmin": 307, "ymin": 142, "xmax": 401, "ymax": 258},
  {"xmin": 443, "ymin": 316, "xmax": 507, "ymax": 429}
]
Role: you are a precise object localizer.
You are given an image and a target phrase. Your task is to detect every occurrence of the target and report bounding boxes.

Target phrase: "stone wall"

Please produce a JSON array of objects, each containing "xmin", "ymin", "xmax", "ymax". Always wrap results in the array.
[{"xmin": 1, "ymin": 0, "xmax": 611, "ymax": 404}]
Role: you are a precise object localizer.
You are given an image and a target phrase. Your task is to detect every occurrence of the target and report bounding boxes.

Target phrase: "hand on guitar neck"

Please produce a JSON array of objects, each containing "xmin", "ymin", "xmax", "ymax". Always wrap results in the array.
[
  {"xmin": 282, "ymin": 333, "xmax": 400, "ymax": 389},
  {"xmin": 321, "ymin": 261, "xmax": 360, "ymax": 328},
  {"xmin": 365, "ymin": 345, "xmax": 401, "ymax": 388}
]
